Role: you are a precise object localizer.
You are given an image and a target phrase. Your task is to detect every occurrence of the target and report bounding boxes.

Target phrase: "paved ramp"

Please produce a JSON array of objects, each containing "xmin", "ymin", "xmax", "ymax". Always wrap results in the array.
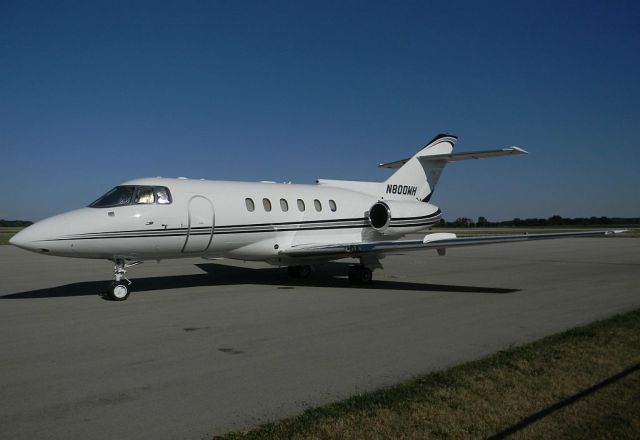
[{"xmin": 1, "ymin": 238, "xmax": 638, "ymax": 439}]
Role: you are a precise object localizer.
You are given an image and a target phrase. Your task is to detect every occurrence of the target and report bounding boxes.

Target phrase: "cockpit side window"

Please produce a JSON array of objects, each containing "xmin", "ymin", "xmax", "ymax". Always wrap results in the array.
[
  {"xmin": 155, "ymin": 187, "xmax": 172, "ymax": 204},
  {"xmin": 135, "ymin": 187, "xmax": 155, "ymax": 204},
  {"xmin": 89, "ymin": 186, "xmax": 135, "ymax": 208}
]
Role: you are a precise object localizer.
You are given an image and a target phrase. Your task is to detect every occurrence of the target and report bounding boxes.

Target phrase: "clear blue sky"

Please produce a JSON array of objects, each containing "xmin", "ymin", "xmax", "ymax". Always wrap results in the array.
[{"xmin": 1, "ymin": 0, "xmax": 639, "ymax": 221}]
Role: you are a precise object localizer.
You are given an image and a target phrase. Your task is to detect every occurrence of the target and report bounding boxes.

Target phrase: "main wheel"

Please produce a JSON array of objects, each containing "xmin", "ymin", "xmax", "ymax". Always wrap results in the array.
[
  {"xmin": 359, "ymin": 267, "xmax": 373, "ymax": 284},
  {"xmin": 348, "ymin": 266, "xmax": 373, "ymax": 284},
  {"xmin": 348, "ymin": 265, "xmax": 360, "ymax": 283},
  {"xmin": 288, "ymin": 265, "xmax": 312, "ymax": 279},
  {"xmin": 287, "ymin": 266, "xmax": 301, "ymax": 278},
  {"xmin": 106, "ymin": 281, "xmax": 130, "ymax": 301},
  {"xmin": 298, "ymin": 265, "xmax": 312, "ymax": 278}
]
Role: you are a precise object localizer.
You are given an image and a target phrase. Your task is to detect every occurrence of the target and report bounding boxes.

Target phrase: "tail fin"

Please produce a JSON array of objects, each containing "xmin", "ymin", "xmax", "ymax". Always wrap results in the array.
[
  {"xmin": 318, "ymin": 133, "xmax": 526, "ymax": 201},
  {"xmin": 382, "ymin": 133, "xmax": 457, "ymax": 202}
]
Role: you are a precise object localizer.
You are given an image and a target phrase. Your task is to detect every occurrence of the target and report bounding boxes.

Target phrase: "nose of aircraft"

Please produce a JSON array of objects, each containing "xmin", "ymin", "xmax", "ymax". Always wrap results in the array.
[
  {"xmin": 8, "ymin": 232, "xmax": 18, "ymax": 246},
  {"xmin": 9, "ymin": 224, "xmax": 43, "ymax": 252},
  {"xmin": 9, "ymin": 213, "xmax": 70, "ymax": 254}
]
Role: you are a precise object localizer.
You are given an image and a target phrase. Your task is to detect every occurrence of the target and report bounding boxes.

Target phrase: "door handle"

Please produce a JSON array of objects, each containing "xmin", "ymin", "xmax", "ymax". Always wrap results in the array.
[{"xmin": 146, "ymin": 221, "xmax": 154, "ymax": 225}]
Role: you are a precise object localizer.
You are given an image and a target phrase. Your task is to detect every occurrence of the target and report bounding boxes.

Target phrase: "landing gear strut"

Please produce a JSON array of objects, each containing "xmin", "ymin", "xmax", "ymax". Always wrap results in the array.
[
  {"xmin": 287, "ymin": 265, "xmax": 312, "ymax": 279},
  {"xmin": 104, "ymin": 259, "xmax": 136, "ymax": 301},
  {"xmin": 348, "ymin": 265, "xmax": 373, "ymax": 284}
]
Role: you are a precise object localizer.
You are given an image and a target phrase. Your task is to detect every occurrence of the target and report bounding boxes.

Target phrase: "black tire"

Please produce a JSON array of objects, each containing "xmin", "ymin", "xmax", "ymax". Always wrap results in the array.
[
  {"xmin": 106, "ymin": 281, "xmax": 130, "ymax": 301},
  {"xmin": 348, "ymin": 265, "xmax": 361, "ymax": 283},
  {"xmin": 288, "ymin": 265, "xmax": 312, "ymax": 279},
  {"xmin": 359, "ymin": 267, "xmax": 373, "ymax": 284},
  {"xmin": 348, "ymin": 265, "xmax": 373, "ymax": 284},
  {"xmin": 287, "ymin": 266, "xmax": 301, "ymax": 278},
  {"xmin": 298, "ymin": 265, "xmax": 312, "ymax": 278}
]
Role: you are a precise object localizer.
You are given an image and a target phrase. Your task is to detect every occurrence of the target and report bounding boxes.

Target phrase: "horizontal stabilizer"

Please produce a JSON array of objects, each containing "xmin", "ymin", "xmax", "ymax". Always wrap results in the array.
[
  {"xmin": 378, "ymin": 158, "xmax": 410, "ymax": 169},
  {"xmin": 379, "ymin": 147, "xmax": 527, "ymax": 169},
  {"xmin": 422, "ymin": 146, "xmax": 528, "ymax": 162}
]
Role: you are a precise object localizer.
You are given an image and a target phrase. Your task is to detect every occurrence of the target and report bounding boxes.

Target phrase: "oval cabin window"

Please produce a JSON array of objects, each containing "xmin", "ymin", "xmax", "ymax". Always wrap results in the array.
[
  {"xmin": 263, "ymin": 198, "xmax": 272, "ymax": 212},
  {"xmin": 329, "ymin": 199, "xmax": 337, "ymax": 212},
  {"xmin": 280, "ymin": 198, "xmax": 289, "ymax": 212},
  {"xmin": 314, "ymin": 199, "xmax": 322, "ymax": 212},
  {"xmin": 297, "ymin": 199, "xmax": 305, "ymax": 211},
  {"xmin": 245, "ymin": 198, "xmax": 255, "ymax": 212}
]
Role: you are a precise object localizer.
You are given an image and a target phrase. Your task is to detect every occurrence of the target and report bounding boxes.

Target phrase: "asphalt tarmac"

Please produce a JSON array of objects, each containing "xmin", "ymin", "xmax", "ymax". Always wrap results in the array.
[{"xmin": 1, "ymin": 238, "xmax": 639, "ymax": 439}]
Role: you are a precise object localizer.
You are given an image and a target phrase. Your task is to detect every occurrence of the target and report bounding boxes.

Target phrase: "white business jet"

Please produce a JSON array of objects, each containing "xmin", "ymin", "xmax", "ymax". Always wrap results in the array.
[{"xmin": 10, "ymin": 134, "xmax": 623, "ymax": 300}]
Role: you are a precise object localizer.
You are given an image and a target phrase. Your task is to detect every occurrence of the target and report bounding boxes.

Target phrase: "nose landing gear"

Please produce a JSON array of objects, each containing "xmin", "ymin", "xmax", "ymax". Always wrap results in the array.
[{"xmin": 104, "ymin": 259, "xmax": 140, "ymax": 301}]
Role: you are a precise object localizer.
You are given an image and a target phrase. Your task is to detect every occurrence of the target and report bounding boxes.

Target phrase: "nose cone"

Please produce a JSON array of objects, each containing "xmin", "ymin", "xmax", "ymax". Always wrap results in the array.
[
  {"xmin": 9, "ymin": 224, "xmax": 44, "ymax": 252},
  {"xmin": 8, "ymin": 231, "xmax": 16, "ymax": 245},
  {"xmin": 9, "ymin": 228, "xmax": 27, "ymax": 247},
  {"xmin": 9, "ymin": 214, "xmax": 70, "ymax": 254}
]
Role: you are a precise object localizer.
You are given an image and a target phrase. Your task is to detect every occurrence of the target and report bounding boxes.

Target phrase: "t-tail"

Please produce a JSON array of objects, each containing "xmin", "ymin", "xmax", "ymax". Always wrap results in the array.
[{"xmin": 317, "ymin": 133, "xmax": 527, "ymax": 200}]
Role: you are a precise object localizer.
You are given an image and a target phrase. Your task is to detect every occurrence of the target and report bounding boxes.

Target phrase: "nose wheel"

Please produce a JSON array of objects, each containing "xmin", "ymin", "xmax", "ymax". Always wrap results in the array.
[
  {"xmin": 104, "ymin": 259, "xmax": 139, "ymax": 301},
  {"xmin": 107, "ymin": 281, "xmax": 130, "ymax": 301}
]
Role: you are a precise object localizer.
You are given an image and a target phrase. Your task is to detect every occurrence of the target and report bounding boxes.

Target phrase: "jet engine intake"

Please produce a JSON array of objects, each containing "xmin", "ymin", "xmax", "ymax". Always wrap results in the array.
[{"xmin": 368, "ymin": 202, "xmax": 391, "ymax": 232}]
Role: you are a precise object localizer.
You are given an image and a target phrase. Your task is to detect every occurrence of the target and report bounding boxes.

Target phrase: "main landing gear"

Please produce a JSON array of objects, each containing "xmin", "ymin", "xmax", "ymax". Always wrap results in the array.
[
  {"xmin": 347, "ymin": 265, "xmax": 373, "ymax": 284},
  {"xmin": 286, "ymin": 264, "xmax": 374, "ymax": 284},
  {"xmin": 287, "ymin": 265, "xmax": 312, "ymax": 278},
  {"xmin": 104, "ymin": 259, "xmax": 140, "ymax": 301}
]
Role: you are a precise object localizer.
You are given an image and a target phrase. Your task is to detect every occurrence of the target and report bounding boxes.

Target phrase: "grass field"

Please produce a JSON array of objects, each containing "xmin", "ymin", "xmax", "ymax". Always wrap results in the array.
[
  {"xmin": 217, "ymin": 309, "xmax": 640, "ymax": 439},
  {"xmin": 0, "ymin": 227, "xmax": 23, "ymax": 245}
]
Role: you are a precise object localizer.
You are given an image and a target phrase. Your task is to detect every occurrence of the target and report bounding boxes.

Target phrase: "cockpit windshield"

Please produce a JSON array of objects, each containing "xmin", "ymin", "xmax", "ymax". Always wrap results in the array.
[{"xmin": 89, "ymin": 186, "xmax": 172, "ymax": 208}]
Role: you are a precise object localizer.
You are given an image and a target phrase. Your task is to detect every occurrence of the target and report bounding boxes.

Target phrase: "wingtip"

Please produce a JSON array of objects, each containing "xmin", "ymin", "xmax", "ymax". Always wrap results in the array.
[{"xmin": 510, "ymin": 146, "xmax": 529, "ymax": 154}]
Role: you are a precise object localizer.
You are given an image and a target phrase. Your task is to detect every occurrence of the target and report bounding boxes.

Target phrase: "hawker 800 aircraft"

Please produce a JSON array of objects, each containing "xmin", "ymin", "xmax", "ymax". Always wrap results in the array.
[{"xmin": 10, "ymin": 134, "xmax": 624, "ymax": 300}]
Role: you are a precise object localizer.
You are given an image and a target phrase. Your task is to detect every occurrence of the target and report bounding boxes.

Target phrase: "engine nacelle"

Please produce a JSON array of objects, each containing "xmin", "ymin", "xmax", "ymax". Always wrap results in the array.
[
  {"xmin": 368, "ymin": 202, "xmax": 392, "ymax": 232},
  {"xmin": 367, "ymin": 200, "xmax": 440, "ymax": 235}
]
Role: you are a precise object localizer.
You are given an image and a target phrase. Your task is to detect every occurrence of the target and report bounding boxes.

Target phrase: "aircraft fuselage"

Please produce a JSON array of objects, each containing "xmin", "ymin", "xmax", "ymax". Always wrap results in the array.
[{"xmin": 11, "ymin": 177, "xmax": 442, "ymax": 265}]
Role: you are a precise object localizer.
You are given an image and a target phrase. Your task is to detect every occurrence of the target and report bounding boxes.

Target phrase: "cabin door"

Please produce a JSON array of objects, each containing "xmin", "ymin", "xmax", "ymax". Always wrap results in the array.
[{"xmin": 182, "ymin": 195, "xmax": 214, "ymax": 253}]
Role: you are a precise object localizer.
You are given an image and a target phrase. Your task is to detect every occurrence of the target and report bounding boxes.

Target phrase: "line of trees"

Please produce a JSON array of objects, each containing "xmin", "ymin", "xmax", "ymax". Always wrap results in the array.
[
  {"xmin": 0, "ymin": 220, "xmax": 33, "ymax": 227},
  {"xmin": 435, "ymin": 215, "xmax": 640, "ymax": 228}
]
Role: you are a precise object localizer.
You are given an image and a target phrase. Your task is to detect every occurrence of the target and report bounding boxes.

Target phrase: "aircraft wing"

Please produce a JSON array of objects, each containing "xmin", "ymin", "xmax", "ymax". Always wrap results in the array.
[{"xmin": 280, "ymin": 230, "xmax": 626, "ymax": 259}]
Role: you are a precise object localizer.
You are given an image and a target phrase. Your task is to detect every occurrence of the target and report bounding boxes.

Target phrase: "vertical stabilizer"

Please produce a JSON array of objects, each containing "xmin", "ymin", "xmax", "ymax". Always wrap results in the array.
[{"xmin": 383, "ymin": 134, "xmax": 457, "ymax": 202}]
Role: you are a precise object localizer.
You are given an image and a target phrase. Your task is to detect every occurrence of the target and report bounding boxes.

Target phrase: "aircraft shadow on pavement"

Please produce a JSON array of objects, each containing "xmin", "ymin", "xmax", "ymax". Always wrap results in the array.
[{"xmin": 1, "ymin": 262, "xmax": 519, "ymax": 299}]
